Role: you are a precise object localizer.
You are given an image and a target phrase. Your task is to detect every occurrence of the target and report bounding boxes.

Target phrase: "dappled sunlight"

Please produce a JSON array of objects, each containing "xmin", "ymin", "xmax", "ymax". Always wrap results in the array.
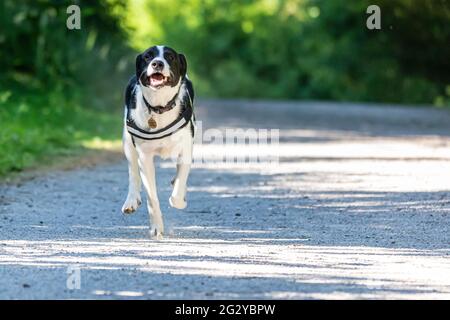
[
  {"xmin": 1, "ymin": 0, "xmax": 449, "ymax": 300},
  {"xmin": 81, "ymin": 138, "xmax": 122, "ymax": 151},
  {"xmin": 1, "ymin": 236, "xmax": 449, "ymax": 299},
  {"xmin": 1, "ymin": 102, "xmax": 450, "ymax": 299},
  {"xmin": 164, "ymin": 124, "xmax": 450, "ymax": 193}
]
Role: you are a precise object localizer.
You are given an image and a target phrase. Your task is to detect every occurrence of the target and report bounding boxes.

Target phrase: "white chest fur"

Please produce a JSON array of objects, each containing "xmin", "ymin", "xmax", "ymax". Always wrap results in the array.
[
  {"xmin": 130, "ymin": 85, "xmax": 183, "ymax": 130},
  {"xmin": 127, "ymin": 83, "xmax": 192, "ymax": 159}
]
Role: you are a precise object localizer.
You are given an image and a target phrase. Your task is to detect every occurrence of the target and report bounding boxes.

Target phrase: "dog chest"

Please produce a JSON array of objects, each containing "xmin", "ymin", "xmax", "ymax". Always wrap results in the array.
[{"xmin": 136, "ymin": 126, "xmax": 191, "ymax": 159}]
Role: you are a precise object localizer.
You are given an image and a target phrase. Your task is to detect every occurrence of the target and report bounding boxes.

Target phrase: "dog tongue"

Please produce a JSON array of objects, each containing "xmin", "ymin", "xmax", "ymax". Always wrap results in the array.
[
  {"xmin": 151, "ymin": 73, "xmax": 164, "ymax": 80},
  {"xmin": 150, "ymin": 73, "xmax": 165, "ymax": 86}
]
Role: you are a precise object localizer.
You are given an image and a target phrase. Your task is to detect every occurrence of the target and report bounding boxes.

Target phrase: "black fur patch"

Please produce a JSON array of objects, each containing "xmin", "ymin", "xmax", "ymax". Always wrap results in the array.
[
  {"xmin": 125, "ymin": 75, "xmax": 138, "ymax": 109},
  {"xmin": 125, "ymin": 45, "xmax": 196, "ymax": 139},
  {"xmin": 135, "ymin": 46, "xmax": 187, "ymax": 88}
]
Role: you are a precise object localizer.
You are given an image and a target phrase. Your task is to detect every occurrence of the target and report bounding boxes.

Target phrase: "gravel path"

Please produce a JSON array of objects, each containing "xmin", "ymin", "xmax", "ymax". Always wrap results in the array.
[{"xmin": 1, "ymin": 101, "xmax": 450, "ymax": 299}]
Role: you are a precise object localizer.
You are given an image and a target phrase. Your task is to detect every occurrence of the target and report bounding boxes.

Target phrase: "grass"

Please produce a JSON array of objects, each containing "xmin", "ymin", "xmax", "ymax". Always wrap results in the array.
[{"xmin": 0, "ymin": 87, "xmax": 123, "ymax": 178}]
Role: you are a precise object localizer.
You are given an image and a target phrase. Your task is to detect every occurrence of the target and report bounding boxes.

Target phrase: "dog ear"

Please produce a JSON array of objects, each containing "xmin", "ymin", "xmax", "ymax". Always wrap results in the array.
[
  {"xmin": 135, "ymin": 54, "xmax": 143, "ymax": 80},
  {"xmin": 178, "ymin": 53, "xmax": 187, "ymax": 77}
]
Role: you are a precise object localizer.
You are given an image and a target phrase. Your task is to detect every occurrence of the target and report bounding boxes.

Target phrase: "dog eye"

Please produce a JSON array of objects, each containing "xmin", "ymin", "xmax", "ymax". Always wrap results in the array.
[
  {"xmin": 166, "ymin": 53, "xmax": 174, "ymax": 61},
  {"xmin": 144, "ymin": 53, "xmax": 153, "ymax": 62}
]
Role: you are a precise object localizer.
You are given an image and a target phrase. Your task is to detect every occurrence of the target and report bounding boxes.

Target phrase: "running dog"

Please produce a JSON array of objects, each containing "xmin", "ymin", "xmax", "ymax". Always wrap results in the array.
[{"xmin": 121, "ymin": 45, "xmax": 195, "ymax": 240}]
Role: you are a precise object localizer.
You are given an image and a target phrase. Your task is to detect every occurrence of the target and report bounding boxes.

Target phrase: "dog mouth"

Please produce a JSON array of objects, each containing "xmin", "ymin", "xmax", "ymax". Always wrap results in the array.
[{"xmin": 148, "ymin": 72, "xmax": 168, "ymax": 88}]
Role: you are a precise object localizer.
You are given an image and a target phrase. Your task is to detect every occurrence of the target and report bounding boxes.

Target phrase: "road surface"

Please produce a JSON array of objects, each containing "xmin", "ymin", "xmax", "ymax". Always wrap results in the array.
[{"xmin": 1, "ymin": 100, "xmax": 450, "ymax": 299}]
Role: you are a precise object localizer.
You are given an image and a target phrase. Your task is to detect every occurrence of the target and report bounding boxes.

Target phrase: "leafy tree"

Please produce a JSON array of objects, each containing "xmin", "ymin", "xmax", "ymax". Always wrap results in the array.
[
  {"xmin": 0, "ymin": 0, "xmax": 133, "ymax": 108},
  {"xmin": 122, "ymin": 0, "xmax": 450, "ymax": 105}
]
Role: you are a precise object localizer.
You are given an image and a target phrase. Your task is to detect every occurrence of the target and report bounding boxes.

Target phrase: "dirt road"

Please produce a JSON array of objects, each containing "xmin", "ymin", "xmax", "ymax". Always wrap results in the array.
[{"xmin": 1, "ymin": 101, "xmax": 449, "ymax": 299}]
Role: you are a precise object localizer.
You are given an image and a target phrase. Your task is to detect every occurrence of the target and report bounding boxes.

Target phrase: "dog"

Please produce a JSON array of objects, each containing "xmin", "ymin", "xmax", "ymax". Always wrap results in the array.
[{"xmin": 121, "ymin": 45, "xmax": 196, "ymax": 239}]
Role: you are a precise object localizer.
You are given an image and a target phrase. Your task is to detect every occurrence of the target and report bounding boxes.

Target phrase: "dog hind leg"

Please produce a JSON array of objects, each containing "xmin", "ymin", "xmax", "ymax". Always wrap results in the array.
[
  {"xmin": 169, "ymin": 143, "xmax": 192, "ymax": 210},
  {"xmin": 138, "ymin": 153, "xmax": 164, "ymax": 239}
]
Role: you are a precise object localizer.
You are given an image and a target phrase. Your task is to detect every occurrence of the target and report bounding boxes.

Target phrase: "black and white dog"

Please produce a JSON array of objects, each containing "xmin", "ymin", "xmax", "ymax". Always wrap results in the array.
[{"xmin": 121, "ymin": 45, "xmax": 195, "ymax": 239}]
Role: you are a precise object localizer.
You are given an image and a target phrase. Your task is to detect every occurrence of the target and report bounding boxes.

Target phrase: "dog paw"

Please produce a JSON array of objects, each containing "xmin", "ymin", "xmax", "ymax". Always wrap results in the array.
[
  {"xmin": 121, "ymin": 196, "xmax": 142, "ymax": 214},
  {"xmin": 169, "ymin": 196, "xmax": 187, "ymax": 210},
  {"xmin": 149, "ymin": 225, "xmax": 164, "ymax": 240}
]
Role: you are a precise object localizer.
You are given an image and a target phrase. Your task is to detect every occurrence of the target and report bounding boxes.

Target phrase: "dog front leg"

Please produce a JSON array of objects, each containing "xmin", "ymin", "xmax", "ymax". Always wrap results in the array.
[
  {"xmin": 138, "ymin": 153, "xmax": 164, "ymax": 240},
  {"xmin": 121, "ymin": 131, "xmax": 142, "ymax": 214},
  {"xmin": 169, "ymin": 143, "xmax": 192, "ymax": 209}
]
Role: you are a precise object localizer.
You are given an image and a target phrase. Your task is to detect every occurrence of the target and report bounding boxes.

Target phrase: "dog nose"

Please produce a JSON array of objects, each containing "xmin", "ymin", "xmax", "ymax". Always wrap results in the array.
[{"xmin": 151, "ymin": 59, "xmax": 164, "ymax": 70}]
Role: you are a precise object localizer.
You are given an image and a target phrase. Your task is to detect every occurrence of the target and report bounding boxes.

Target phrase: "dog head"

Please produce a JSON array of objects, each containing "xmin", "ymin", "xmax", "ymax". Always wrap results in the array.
[{"xmin": 136, "ymin": 45, "xmax": 187, "ymax": 89}]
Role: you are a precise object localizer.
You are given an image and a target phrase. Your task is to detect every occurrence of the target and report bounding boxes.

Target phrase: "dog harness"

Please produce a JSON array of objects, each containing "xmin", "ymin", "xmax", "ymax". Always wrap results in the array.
[{"xmin": 126, "ymin": 82, "xmax": 194, "ymax": 141}]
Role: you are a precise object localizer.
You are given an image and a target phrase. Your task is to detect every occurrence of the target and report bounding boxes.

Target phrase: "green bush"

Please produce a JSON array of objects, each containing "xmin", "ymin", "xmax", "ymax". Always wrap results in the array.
[
  {"xmin": 0, "ymin": 0, "xmax": 134, "ymax": 109},
  {"xmin": 123, "ymin": 0, "xmax": 450, "ymax": 105},
  {"xmin": 0, "ymin": 86, "xmax": 122, "ymax": 176},
  {"xmin": 1, "ymin": 0, "xmax": 448, "ymax": 176},
  {"xmin": 0, "ymin": 0, "xmax": 130, "ymax": 175}
]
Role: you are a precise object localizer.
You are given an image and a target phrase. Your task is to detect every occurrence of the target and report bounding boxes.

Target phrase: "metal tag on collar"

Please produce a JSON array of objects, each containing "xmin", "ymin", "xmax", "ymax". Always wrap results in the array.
[{"xmin": 148, "ymin": 116, "xmax": 157, "ymax": 129}]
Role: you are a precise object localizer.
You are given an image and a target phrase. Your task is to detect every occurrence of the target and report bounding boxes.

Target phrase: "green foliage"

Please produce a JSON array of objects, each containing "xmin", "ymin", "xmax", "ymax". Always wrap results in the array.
[
  {"xmin": 123, "ymin": 0, "xmax": 450, "ymax": 105},
  {"xmin": 0, "ymin": 0, "xmax": 134, "ymax": 108},
  {"xmin": 0, "ymin": 0, "xmax": 449, "ymax": 176},
  {"xmin": 1, "ymin": 0, "xmax": 449, "ymax": 106},
  {"xmin": 0, "ymin": 0, "xmax": 130, "ymax": 175},
  {"xmin": 0, "ymin": 86, "xmax": 122, "ymax": 176}
]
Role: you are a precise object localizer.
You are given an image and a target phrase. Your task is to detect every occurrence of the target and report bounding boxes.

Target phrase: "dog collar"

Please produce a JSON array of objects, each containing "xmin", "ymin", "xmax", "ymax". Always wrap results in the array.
[
  {"xmin": 142, "ymin": 92, "xmax": 178, "ymax": 114},
  {"xmin": 126, "ymin": 85, "xmax": 193, "ymax": 141}
]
